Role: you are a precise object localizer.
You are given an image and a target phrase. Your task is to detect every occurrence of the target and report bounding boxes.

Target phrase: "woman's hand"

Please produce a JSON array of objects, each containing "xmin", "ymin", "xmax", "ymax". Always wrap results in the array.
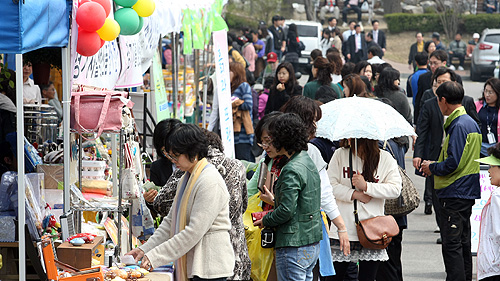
[
  {"xmin": 143, "ymin": 190, "xmax": 158, "ymax": 203},
  {"xmin": 352, "ymin": 173, "xmax": 367, "ymax": 191},
  {"xmin": 277, "ymin": 83, "xmax": 285, "ymax": 91},
  {"xmin": 259, "ymin": 185, "xmax": 275, "ymax": 206},
  {"xmin": 253, "ymin": 219, "xmax": 264, "ymax": 228},
  {"xmin": 140, "ymin": 255, "xmax": 154, "ymax": 271},
  {"xmin": 352, "ymin": 190, "xmax": 372, "ymax": 204},
  {"xmin": 338, "ymin": 231, "xmax": 350, "ymax": 256},
  {"xmin": 126, "ymin": 248, "xmax": 145, "ymax": 263}
]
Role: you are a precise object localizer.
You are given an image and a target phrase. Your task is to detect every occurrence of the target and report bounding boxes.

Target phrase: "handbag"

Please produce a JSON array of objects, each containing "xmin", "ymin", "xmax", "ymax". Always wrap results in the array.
[
  {"xmin": 70, "ymin": 89, "xmax": 133, "ymax": 139},
  {"xmin": 384, "ymin": 143, "xmax": 421, "ymax": 216},
  {"xmin": 349, "ymin": 149, "xmax": 399, "ymax": 250},
  {"xmin": 122, "ymin": 143, "xmax": 140, "ymax": 199}
]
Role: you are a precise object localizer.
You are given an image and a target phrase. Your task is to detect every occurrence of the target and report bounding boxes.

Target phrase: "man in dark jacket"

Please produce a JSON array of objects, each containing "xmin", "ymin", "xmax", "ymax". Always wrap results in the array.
[
  {"xmin": 268, "ymin": 15, "xmax": 286, "ymax": 61},
  {"xmin": 408, "ymin": 32, "xmax": 424, "ymax": 71},
  {"xmin": 371, "ymin": 20, "xmax": 386, "ymax": 56},
  {"xmin": 421, "ymin": 81, "xmax": 481, "ymax": 281},
  {"xmin": 414, "ymin": 50, "xmax": 463, "ymax": 124},
  {"xmin": 345, "ymin": 24, "xmax": 367, "ymax": 63},
  {"xmin": 414, "ymin": 67, "xmax": 476, "ymax": 221}
]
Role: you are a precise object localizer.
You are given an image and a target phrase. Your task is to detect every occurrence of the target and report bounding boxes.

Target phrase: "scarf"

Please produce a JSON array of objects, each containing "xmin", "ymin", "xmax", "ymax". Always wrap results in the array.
[{"xmin": 170, "ymin": 158, "xmax": 209, "ymax": 281}]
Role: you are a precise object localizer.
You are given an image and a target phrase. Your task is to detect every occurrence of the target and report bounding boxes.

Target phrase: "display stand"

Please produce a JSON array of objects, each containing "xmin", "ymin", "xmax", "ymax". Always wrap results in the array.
[{"xmin": 68, "ymin": 129, "xmax": 132, "ymax": 258}]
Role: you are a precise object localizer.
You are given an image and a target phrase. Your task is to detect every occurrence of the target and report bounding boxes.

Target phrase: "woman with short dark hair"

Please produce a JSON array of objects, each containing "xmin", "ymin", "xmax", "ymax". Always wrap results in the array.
[
  {"xmin": 374, "ymin": 67, "xmax": 413, "ymax": 125},
  {"xmin": 253, "ymin": 113, "xmax": 323, "ymax": 281},
  {"xmin": 264, "ymin": 62, "xmax": 302, "ymax": 114},
  {"xmin": 127, "ymin": 123, "xmax": 236, "ymax": 281},
  {"xmin": 475, "ymin": 77, "xmax": 500, "ymax": 156},
  {"xmin": 303, "ymin": 57, "xmax": 342, "ymax": 100}
]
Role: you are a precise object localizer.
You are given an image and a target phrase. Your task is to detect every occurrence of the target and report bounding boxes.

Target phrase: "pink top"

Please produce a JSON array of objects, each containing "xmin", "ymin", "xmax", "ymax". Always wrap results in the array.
[
  {"xmin": 242, "ymin": 43, "xmax": 257, "ymax": 72},
  {"xmin": 475, "ymin": 100, "xmax": 500, "ymax": 142},
  {"xmin": 258, "ymin": 91, "xmax": 269, "ymax": 120}
]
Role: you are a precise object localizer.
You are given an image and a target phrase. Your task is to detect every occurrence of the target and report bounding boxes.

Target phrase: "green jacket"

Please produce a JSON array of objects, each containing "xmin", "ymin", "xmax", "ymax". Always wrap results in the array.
[{"xmin": 262, "ymin": 150, "xmax": 322, "ymax": 248}]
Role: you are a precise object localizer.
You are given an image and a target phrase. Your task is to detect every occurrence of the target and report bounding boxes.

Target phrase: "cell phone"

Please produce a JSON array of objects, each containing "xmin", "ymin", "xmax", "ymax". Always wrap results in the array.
[{"xmin": 257, "ymin": 162, "xmax": 268, "ymax": 193}]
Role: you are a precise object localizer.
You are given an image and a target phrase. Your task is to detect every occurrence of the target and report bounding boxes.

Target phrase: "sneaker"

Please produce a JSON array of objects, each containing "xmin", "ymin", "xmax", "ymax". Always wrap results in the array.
[
  {"xmin": 342, "ymin": 22, "xmax": 348, "ymax": 27},
  {"xmin": 458, "ymin": 66, "xmax": 465, "ymax": 71},
  {"xmin": 449, "ymin": 65, "xmax": 456, "ymax": 70},
  {"xmin": 434, "ymin": 226, "xmax": 440, "ymax": 233}
]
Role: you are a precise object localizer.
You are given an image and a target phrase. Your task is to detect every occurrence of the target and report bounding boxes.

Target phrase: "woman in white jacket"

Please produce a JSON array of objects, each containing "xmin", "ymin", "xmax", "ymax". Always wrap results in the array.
[
  {"xmin": 327, "ymin": 138, "xmax": 402, "ymax": 281},
  {"xmin": 127, "ymin": 124, "xmax": 235, "ymax": 281}
]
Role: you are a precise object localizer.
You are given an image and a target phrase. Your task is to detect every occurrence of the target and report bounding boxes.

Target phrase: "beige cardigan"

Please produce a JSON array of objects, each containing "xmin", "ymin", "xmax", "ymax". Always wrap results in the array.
[{"xmin": 140, "ymin": 165, "xmax": 235, "ymax": 279}]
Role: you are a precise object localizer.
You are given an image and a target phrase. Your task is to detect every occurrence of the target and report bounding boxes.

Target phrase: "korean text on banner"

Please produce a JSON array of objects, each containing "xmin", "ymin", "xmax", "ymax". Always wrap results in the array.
[
  {"xmin": 470, "ymin": 167, "xmax": 496, "ymax": 254},
  {"xmin": 152, "ymin": 50, "xmax": 171, "ymax": 121},
  {"xmin": 213, "ymin": 30, "xmax": 235, "ymax": 158}
]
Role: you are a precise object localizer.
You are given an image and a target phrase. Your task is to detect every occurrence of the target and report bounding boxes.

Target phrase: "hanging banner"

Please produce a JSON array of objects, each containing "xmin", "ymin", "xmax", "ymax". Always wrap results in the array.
[
  {"xmin": 116, "ymin": 35, "xmax": 143, "ymax": 88},
  {"xmin": 152, "ymin": 50, "xmax": 171, "ymax": 121},
  {"xmin": 213, "ymin": 30, "xmax": 234, "ymax": 158},
  {"xmin": 471, "ymin": 166, "xmax": 495, "ymax": 254}
]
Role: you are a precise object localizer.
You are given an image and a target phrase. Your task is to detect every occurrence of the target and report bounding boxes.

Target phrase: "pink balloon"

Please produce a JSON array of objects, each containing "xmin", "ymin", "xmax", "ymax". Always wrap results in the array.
[
  {"xmin": 92, "ymin": 0, "xmax": 112, "ymax": 17},
  {"xmin": 79, "ymin": 0, "xmax": 91, "ymax": 6},
  {"xmin": 76, "ymin": 2, "xmax": 106, "ymax": 32},
  {"xmin": 77, "ymin": 31, "xmax": 102, "ymax": 57}
]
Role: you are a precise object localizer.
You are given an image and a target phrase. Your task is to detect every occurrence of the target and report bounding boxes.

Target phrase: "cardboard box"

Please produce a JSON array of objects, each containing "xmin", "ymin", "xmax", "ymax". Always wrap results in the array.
[
  {"xmin": 56, "ymin": 236, "xmax": 104, "ymax": 269},
  {"xmin": 37, "ymin": 164, "xmax": 64, "ymax": 189}
]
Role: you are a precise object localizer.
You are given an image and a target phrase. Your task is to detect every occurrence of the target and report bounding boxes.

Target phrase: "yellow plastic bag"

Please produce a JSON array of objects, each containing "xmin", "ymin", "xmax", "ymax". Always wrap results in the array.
[{"xmin": 244, "ymin": 193, "xmax": 274, "ymax": 281}]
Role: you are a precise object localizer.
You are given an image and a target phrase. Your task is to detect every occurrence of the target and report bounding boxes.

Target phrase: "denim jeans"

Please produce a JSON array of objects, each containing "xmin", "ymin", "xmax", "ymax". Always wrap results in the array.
[{"xmin": 275, "ymin": 243, "xmax": 320, "ymax": 281}]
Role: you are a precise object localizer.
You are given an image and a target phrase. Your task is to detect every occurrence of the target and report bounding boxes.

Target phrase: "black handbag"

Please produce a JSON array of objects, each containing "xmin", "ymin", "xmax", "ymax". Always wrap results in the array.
[{"xmin": 261, "ymin": 228, "xmax": 275, "ymax": 248}]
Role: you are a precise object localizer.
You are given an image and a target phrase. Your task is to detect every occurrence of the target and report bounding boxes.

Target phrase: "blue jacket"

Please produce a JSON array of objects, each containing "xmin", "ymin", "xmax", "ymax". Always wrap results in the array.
[{"xmin": 429, "ymin": 106, "xmax": 481, "ymax": 199}]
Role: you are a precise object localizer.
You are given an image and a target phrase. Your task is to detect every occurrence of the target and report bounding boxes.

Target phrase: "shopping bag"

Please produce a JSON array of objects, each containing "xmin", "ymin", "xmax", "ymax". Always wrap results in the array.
[
  {"xmin": 361, "ymin": 1, "xmax": 370, "ymax": 12},
  {"xmin": 243, "ymin": 193, "xmax": 274, "ymax": 281},
  {"xmin": 131, "ymin": 194, "xmax": 155, "ymax": 240}
]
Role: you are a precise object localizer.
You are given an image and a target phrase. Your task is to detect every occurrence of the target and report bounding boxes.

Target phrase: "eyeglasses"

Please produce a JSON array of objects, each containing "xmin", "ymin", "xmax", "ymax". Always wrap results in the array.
[
  {"xmin": 258, "ymin": 136, "xmax": 273, "ymax": 149},
  {"xmin": 484, "ymin": 90, "xmax": 496, "ymax": 96},
  {"xmin": 162, "ymin": 148, "xmax": 179, "ymax": 162}
]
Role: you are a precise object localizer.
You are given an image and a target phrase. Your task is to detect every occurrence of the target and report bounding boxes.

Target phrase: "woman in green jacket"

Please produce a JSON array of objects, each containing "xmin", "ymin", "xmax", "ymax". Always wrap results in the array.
[{"xmin": 253, "ymin": 113, "xmax": 323, "ymax": 281}]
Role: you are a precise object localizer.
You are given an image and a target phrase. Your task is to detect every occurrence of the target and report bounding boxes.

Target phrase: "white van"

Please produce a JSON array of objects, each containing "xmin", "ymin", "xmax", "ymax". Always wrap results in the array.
[{"xmin": 285, "ymin": 20, "xmax": 323, "ymax": 67}]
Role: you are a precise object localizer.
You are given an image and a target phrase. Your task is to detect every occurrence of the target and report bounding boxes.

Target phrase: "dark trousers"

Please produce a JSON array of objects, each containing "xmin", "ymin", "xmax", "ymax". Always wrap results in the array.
[
  {"xmin": 235, "ymin": 143, "xmax": 255, "ymax": 162},
  {"xmin": 439, "ymin": 198, "xmax": 475, "ymax": 281},
  {"xmin": 376, "ymin": 228, "xmax": 404, "ymax": 281},
  {"xmin": 482, "ymin": 276, "xmax": 500, "ymax": 281},
  {"xmin": 424, "ymin": 175, "xmax": 433, "ymax": 204},
  {"xmin": 448, "ymin": 53, "xmax": 465, "ymax": 67},
  {"xmin": 432, "ymin": 181, "xmax": 442, "ymax": 227},
  {"xmin": 350, "ymin": 51, "xmax": 364, "ymax": 64},
  {"xmin": 342, "ymin": 5, "xmax": 362, "ymax": 22},
  {"xmin": 325, "ymin": 261, "xmax": 380, "ymax": 281},
  {"xmin": 317, "ymin": 262, "xmax": 357, "ymax": 281}
]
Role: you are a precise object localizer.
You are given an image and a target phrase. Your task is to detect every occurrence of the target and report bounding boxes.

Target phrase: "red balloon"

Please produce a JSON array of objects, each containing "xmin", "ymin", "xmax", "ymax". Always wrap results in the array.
[
  {"xmin": 92, "ymin": 0, "xmax": 112, "ymax": 17},
  {"xmin": 76, "ymin": 2, "xmax": 106, "ymax": 32},
  {"xmin": 79, "ymin": 0, "xmax": 90, "ymax": 6},
  {"xmin": 100, "ymin": 38, "xmax": 105, "ymax": 48},
  {"xmin": 77, "ymin": 31, "xmax": 102, "ymax": 57}
]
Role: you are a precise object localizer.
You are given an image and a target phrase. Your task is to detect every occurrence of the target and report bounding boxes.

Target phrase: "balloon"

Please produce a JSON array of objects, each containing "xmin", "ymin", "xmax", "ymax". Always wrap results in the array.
[
  {"xmin": 100, "ymin": 39, "xmax": 105, "ymax": 48},
  {"xmin": 92, "ymin": 0, "xmax": 112, "ymax": 17},
  {"xmin": 134, "ymin": 16, "xmax": 144, "ymax": 34},
  {"xmin": 114, "ymin": 0, "xmax": 138, "ymax": 8},
  {"xmin": 132, "ymin": 0, "xmax": 155, "ymax": 17},
  {"xmin": 76, "ymin": 2, "xmax": 106, "ymax": 32},
  {"xmin": 114, "ymin": 8, "xmax": 140, "ymax": 35},
  {"xmin": 97, "ymin": 18, "xmax": 121, "ymax": 41},
  {"xmin": 77, "ymin": 31, "xmax": 102, "ymax": 57},
  {"xmin": 79, "ymin": 0, "xmax": 91, "ymax": 6}
]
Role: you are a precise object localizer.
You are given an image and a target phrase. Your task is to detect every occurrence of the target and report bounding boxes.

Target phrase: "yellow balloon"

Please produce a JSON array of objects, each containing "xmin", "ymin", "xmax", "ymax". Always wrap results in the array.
[
  {"xmin": 132, "ymin": 0, "xmax": 155, "ymax": 17},
  {"xmin": 97, "ymin": 18, "xmax": 120, "ymax": 41}
]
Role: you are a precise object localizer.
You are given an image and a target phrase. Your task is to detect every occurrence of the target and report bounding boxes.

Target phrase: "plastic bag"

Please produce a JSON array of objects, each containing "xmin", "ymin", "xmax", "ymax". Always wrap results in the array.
[
  {"xmin": 361, "ymin": 1, "xmax": 369, "ymax": 12},
  {"xmin": 243, "ymin": 193, "xmax": 274, "ymax": 281},
  {"xmin": 130, "ymin": 191, "xmax": 154, "ymax": 240}
]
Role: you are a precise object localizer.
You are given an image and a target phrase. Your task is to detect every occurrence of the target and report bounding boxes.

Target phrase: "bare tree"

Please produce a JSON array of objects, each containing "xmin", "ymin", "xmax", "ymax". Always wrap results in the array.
[
  {"xmin": 435, "ymin": 0, "xmax": 464, "ymax": 40},
  {"xmin": 252, "ymin": 0, "xmax": 283, "ymax": 24}
]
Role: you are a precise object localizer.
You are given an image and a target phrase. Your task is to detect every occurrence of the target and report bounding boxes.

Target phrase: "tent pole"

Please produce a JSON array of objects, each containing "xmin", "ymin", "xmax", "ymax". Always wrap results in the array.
[
  {"xmin": 194, "ymin": 49, "xmax": 200, "ymax": 125},
  {"xmin": 16, "ymin": 53, "xmax": 26, "ymax": 281},
  {"xmin": 62, "ymin": 47, "xmax": 71, "ymax": 213},
  {"xmin": 172, "ymin": 32, "xmax": 178, "ymax": 119}
]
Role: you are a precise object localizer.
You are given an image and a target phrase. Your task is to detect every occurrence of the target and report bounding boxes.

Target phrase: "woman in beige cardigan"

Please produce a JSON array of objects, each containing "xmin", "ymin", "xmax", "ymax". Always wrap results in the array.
[{"xmin": 127, "ymin": 124, "xmax": 235, "ymax": 281}]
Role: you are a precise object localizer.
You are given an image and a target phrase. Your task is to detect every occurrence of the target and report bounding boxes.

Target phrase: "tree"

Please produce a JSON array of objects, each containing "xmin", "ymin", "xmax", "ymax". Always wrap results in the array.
[
  {"xmin": 251, "ymin": 0, "xmax": 283, "ymax": 24},
  {"xmin": 435, "ymin": 0, "xmax": 464, "ymax": 40}
]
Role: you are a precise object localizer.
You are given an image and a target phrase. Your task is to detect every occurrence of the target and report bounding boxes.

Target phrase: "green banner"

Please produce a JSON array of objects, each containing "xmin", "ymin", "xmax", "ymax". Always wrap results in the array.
[
  {"xmin": 192, "ymin": 10, "xmax": 204, "ymax": 49},
  {"xmin": 152, "ymin": 50, "xmax": 170, "ymax": 121},
  {"xmin": 182, "ymin": 9, "xmax": 193, "ymax": 55}
]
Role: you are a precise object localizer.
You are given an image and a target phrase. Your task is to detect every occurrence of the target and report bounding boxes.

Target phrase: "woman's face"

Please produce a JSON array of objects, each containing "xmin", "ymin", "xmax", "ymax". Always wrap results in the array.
[
  {"xmin": 484, "ymin": 84, "xmax": 498, "ymax": 107},
  {"xmin": 259, "ymin": 130, "xmax": 285, "ymax": 159},
  {"xmin": 342, "ymin": 82, "xmax": 351, "ymax": 97},
  {"xmin": 43, "ymin": 84, "xmax": 56, "ymax": 100},
  {"xmin": 312, "ymin": 66, "xmax": 318, "ymax": 78},
  {"xmin": 277, "ymin": 68, "xmax": 290, "ymax": 84},
  {"xmin": 489, "ymin": 165, "xmax": 500, "ymax": 186},
  {"xmin": 166, "ymin": 151, "xmax": 197, "ymax": 172},
  {"xmin": 362, "ymin": 65, "xmax": 372, "ymax": 81},
  {"xmin": 428, "ymin": 42, "xmax": 436, "ymax": 55}
]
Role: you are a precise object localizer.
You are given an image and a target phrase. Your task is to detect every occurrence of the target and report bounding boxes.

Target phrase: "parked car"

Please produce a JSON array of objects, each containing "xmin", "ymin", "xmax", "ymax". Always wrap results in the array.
[
  {"xmin": 471, "ymin": 28, "xmax": 500, "ymax": 81},
  {"xmin": 285, "ymin": 20, "xmax": 322, "ymax": 71}
]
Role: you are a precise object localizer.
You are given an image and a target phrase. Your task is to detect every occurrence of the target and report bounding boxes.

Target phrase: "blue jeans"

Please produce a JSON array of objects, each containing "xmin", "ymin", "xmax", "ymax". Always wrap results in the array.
[{"xmin": 276, "ymin": 243, "xmax": 320, "ymax": 281}]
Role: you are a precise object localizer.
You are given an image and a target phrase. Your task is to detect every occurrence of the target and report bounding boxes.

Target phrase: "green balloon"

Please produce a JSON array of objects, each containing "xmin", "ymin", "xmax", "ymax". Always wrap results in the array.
[
  {"xmin": 114, "ymin": 0, "xmax": 138, "ymax": 8},
  {"xmin": 132, "ymin": 16, "xmax": 144, "ymax": 34},
  {"xmin": 115, "ymin": 8, "xmax": 140, "ymax": 35}
]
